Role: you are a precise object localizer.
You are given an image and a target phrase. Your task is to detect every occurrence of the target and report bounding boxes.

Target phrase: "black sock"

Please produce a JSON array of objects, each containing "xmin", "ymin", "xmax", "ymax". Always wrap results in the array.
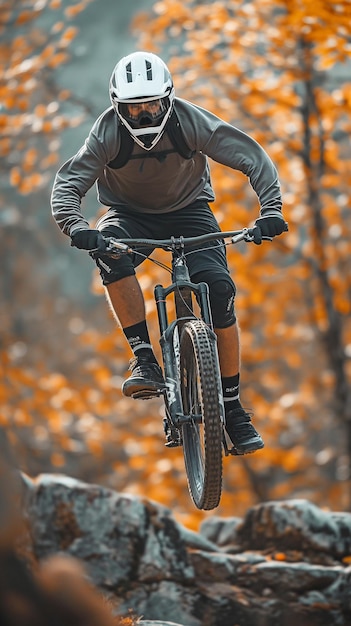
[
  {"xmin": 222, "ymin": 373, "xmax": 241, "ymax": 413},
  {"xmin": 123, "ymin": 321, "xmax": 156, "ymax": 362}
]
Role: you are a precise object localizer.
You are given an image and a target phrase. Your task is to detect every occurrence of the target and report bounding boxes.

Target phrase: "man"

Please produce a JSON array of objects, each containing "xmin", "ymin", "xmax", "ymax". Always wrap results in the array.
[{"xmin": 51, "ymin": 51, "xmax": 287, "ymax": 455}]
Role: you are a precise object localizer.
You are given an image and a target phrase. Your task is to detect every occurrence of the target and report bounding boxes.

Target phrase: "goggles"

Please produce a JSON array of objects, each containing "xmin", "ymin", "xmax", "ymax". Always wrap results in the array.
[{"xmin": 119, "ymin": 97, "xmax": 168, "ymax": 127}]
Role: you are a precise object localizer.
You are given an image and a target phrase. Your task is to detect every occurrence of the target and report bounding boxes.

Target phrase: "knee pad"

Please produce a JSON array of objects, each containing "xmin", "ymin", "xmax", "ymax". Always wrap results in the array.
[
  {"xmin": 193, "ymin": 271, "xmax": 236, "ymax": 328},
  {"xmin": 210, "ymin": 278, "xmax": 236, "ymax": 328},
  {"xmin": 94, "ymin": 254, "xmax": 135, "ymax": 286}
]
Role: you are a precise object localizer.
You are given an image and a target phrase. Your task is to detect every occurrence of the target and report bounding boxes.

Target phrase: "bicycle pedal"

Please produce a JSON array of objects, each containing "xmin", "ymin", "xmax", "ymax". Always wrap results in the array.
[
  {"xmin": 228, "ymin": 446, "xmax": 256, "ymax": 456},
  {"xmin": 131, "ymin": 389, "xmax": 164, "ymax": 400},
  {"xmin": 227, "ymin": 446, "xmax": 240, "ymax": 456},
  {"xmin": 163, "ymin": 418, "xmax": 182, "ymax": 447},
  {"xmin": 165, "ymin": 439, "xmax": 182, "ymax": 448}
]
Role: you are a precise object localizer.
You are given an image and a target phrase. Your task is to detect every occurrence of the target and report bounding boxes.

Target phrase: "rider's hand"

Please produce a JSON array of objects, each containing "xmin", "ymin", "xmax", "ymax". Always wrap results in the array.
[
  {"xmin": 70, "ymin": 229, "xmax": 107, "ymax": 252},
  {"xmin": 254, "ymin": 211, "xmax": 288, "ymax": 244}
]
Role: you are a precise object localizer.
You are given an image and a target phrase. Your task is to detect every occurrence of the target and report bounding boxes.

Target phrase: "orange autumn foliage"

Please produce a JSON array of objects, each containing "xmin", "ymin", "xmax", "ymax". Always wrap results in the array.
[{"xmin": 0, "ymin": 0, "xmax": 92, "ymax": 193}]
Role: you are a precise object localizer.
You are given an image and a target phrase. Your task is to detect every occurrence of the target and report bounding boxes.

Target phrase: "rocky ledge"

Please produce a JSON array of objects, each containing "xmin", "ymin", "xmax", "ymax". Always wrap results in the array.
[{"xmin": 17, "ymin": 474, "xmax": 351, "ymax": 625}]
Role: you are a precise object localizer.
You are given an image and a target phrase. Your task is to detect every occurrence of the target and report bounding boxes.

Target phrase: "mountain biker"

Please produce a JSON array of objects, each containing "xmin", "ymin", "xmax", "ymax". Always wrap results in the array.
[{"xmin": 51, "ymin": 51, "xmax": 287, "ymax": 456}]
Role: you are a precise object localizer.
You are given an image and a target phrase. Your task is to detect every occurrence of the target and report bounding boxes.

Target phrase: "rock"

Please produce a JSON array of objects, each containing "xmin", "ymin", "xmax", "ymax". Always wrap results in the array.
[
  {"xmin": 19, "ymin": 474, "xmax": 351, "ymax": 626},
  {"xmin": 25, "ymin": 474, "xmax": 194, "ymax": 589},
  {"xmin": 199, "ymin": 515, "xmax": 242, "ymax": 549},
  {"xmin": 177, "ymin": 524, "xmax": 220, "ymax": 552},
  {"xmin": 236, "ymin": 498, "xmax": 351, "ymax": 560}
]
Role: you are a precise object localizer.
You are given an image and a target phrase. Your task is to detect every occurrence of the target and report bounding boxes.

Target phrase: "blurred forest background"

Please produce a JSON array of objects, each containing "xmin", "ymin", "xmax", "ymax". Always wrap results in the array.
[{"xmin": 1, "ymin": 0, "xmax": 351, "ymax": 529}]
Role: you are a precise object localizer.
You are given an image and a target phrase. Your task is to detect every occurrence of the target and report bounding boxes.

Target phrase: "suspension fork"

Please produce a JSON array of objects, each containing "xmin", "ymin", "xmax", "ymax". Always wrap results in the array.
[
  {"xmin": 154, "ymin": 269, "xmax": 214, "ymax": 426},
  {"xmin": 154, "ymin": 283, "xmax": 184, "ymax": 426}
]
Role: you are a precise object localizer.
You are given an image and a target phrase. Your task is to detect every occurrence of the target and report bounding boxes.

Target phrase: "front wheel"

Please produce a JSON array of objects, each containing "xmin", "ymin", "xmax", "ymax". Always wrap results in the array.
[{"xmin": 180, "ymin": 320, "xmax": 223, "ymax": 510}]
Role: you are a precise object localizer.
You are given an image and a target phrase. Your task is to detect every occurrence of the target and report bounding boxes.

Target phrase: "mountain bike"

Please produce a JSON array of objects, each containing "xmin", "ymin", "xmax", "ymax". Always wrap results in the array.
[{"xmin": 101, "ymin": 227, "xmax": 265, "ymax": 510}]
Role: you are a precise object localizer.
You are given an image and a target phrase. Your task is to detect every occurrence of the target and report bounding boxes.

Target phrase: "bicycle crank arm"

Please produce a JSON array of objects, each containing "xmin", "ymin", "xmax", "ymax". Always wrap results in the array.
[{"xmin": 175, "ymin": 413, "xmax": 202, "ymax": 425}]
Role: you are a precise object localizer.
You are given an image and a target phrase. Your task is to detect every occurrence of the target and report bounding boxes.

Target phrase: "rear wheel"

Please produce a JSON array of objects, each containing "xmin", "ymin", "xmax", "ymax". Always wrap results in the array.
[{"xmin": 180, "ymin": 320, "xmax": 223, "ymax": 510}]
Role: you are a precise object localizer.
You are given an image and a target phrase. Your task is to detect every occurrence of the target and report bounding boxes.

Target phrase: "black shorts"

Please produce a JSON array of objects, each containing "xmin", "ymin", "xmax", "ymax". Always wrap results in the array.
[{"xmin": 94, "ymin": 200, "xmax": 232, "ymax": 286}]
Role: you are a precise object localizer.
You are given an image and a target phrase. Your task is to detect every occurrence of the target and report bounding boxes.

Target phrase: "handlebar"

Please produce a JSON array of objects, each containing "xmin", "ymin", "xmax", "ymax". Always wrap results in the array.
[{"xmin": 100, "ymin": 224, "xmax": 288, "ymax": 257}]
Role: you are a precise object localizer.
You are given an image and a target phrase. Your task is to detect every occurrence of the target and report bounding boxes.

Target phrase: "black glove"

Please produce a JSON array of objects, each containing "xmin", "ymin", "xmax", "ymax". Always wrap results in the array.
[
  {"xmin": 70, "ymin": 229, "xmax": 107, "ymax": 252},
  {"xmin": 254, "ymin": 211, "xmax": 288, "ymax": 244}
]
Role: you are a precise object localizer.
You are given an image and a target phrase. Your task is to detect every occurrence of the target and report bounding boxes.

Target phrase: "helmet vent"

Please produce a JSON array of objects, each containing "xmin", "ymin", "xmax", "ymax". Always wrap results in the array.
[
  {"xmin": 126, "ymin": 62, "xmax": 133, "ymax": 83},
  {"xmin": 145, "ymin": 60, "xmax": 152, "ymax": 80}
]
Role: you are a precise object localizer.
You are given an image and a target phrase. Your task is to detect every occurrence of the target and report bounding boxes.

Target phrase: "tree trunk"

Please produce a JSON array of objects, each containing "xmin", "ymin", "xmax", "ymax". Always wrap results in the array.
[{"xmin": 300, "ymin": 40, "xmax": 351, "ymax": 508}]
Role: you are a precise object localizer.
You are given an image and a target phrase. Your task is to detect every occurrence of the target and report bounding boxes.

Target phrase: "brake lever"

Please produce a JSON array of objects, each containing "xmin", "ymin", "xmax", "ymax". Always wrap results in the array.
[
  {"xmin": 231, "ymin": 228, "xmax": 268, "ymax": 243},
  {"xmin": 104, "ymin": 237, "xmax": 132, "ymax": 257},
  {"xmin": 231, "ymin": 228, "xmax": 252, "ymax": 244},
  {"xmin": 231, "ymin": 229, "xmax": 273, "ymax": 244}
]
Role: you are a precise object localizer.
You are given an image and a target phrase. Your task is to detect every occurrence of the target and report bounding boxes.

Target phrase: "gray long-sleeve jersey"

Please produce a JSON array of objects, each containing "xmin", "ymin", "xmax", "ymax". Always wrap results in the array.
[{"xmin": 51, "ymin": 97, "xmax": 282, "ymax": 237}]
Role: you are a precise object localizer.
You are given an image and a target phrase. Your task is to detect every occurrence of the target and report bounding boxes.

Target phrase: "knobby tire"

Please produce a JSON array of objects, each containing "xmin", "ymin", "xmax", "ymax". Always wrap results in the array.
[{"xmin": 180, "ymin": 319, "xmax": 223, "ymax": 510}]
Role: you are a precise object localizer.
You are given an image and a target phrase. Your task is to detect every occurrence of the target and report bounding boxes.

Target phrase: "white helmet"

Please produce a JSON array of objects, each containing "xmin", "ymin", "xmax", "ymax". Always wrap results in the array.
[{"xmin": 109, "ymin": 51, "xmax": 175, "ymax": 151}]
